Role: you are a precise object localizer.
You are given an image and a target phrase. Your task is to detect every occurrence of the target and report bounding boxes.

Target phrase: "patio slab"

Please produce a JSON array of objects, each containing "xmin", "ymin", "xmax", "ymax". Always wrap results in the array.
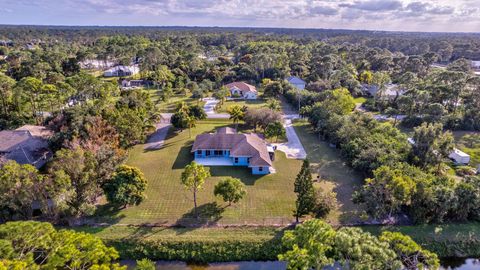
[{"xmin": 195, "ymin": 157, "xmax": 234, "ymax": 166}]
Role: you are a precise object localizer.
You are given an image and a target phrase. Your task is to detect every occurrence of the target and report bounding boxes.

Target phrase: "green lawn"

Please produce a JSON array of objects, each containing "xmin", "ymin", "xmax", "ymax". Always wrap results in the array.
[
  {"xmin": 94, "ymin": 119, "xmax": 302, "ymax": 226},
  {"xmin": 293, "ymin": 120, "xmax": 365, "ymax": 225},
  {"xmin": 144, "ymin": 89, "xmax": 204, "ymax": 113},
  {"xmin": 216, "ymin": 99, "xmax": 268, "ymax": 113}
]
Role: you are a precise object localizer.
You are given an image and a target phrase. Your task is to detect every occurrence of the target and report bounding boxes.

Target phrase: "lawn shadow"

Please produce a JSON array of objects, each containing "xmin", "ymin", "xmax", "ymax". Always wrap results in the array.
[
  {"xmin": 208, "ymin": 166, "xmax": 263, "ymax": 185},
  {"xmin": 172, "ymin": 143, "xmax": 194, "ymax": 169},
  {"xmin": 174, "ymin": 202, "xmax": 226, "ymax": 231},
  {"xmin": 90, "ymin": 203, "xmax": 127, "ymax": 226}
]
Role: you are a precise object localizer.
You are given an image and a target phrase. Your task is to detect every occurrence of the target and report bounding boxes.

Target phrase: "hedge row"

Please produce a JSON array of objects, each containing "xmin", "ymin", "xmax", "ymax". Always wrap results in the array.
[{"xmin": 105, "ymin": 238, "xmax": 283, "ymax": 263}]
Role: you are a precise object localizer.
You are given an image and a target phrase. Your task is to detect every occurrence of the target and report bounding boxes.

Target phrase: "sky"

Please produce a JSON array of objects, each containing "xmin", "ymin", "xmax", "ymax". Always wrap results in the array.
[{"xmin": 0, "ymin": 0, "xmax": 479, "ymax": 33}]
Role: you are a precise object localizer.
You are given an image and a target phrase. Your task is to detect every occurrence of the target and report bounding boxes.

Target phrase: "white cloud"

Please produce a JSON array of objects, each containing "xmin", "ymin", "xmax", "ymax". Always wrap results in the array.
[{"xmin": 0, "ymin": 0, "xmax": 478, "ymax": 32}]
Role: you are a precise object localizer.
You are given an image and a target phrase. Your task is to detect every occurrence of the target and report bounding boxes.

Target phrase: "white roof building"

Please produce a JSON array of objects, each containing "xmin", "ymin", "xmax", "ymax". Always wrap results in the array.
[
  {"xmin": 449, "ymin": 149, "xmax": 470, "ymax": 165},
  {"xmin": 287, "ymin": 76, "xmax": 306, "ymax": 90},
  {"xmin": 104, "ymin": 65, "xmax": 139, "ymax": 77}
]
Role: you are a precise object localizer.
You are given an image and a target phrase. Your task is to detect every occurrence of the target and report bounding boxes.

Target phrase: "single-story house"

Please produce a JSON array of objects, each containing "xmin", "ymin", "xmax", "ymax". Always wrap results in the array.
[
  {"xmin": 449, "ymin": 149, "xmax": 470, "ymax": 165},
  {"xmin": 104, "ymin": 65, "xmax": 139, "ymax": 77},
  {"xmin": 225, "ymin": 82, "xmax": 258, "ymax": 99},
  {"xmin": 0, "ymin": 125, "xmax": 53, "ymax": 169},
  {"xmin": 191, "ymin": 127, "xmax": 274, "ymax": 175},
  {"xmin": 287, "ymin": 76, "xmax": 306, "ymax": 90}
]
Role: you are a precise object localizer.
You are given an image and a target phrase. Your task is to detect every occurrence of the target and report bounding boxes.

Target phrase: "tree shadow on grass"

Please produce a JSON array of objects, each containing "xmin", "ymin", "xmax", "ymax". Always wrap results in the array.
[
  {"xmin": 208, "ymin": 166, "xmax": 263, "ymax": 185},
  {"xmin": 174, "ymin": 202, "xmax": 226, "ymax": 231},
  {"xmin": 88, "ymin": 203, "xmax": 127, "ymax": 227}
]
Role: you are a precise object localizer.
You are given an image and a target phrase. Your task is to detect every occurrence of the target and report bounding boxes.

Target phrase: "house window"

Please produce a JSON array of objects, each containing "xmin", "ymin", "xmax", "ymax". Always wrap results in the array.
[
  {"xmin": 259, "ymin": 167, "xmax": 263, "ymax": 172},
  {"xmin": 234, "ymin": 157, "xmax": 239, "ymax": 163},
  {"xmin": 197, "ymin": 150, "xmax": 202, "ymax": 155},
  {"xmin": 206, "ymin": 150, "xmax": 211, "ymax": 156},
  {"xmin": 247, "ymin": 158, "xmax": 250, "ymax": 164},
  {"xmin": 214, "ymin": 150, "xmax": 222, "ymax": 156}
]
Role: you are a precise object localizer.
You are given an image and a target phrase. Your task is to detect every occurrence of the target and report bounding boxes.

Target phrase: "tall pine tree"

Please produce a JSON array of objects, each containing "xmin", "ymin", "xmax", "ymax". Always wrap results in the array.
[{"xmin": 294, "ymin": 159, "xmax": 316, "ymax": 222}]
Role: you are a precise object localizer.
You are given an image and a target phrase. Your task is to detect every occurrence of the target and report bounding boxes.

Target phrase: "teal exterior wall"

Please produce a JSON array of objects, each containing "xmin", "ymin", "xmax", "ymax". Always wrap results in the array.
[{"xmin": 252, "ymin": 166, "xmax": 270, "ymax": 175}]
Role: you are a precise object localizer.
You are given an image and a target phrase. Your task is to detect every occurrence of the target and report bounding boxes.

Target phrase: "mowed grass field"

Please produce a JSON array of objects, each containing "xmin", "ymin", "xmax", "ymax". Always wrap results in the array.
[
  {"xmin": 143, "ymin": 88, "xmax": 205, "ymax": 113},
  {"xmin": 293, "ymin": 120, "xmax": 365, "ymax": 225},
  {"xmin": 216, "ymin": 99, "xmax": 268, "ymax": 113},
  {"xmin": 95, "ymin": 119, "xmax": 302, "ymax": 226}
]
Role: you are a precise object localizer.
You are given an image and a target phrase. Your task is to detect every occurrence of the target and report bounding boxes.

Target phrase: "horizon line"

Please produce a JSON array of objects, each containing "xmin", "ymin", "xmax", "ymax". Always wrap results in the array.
[{"xmin": 0, "ymin": 23, "xmax": 479, "ymax": 35}]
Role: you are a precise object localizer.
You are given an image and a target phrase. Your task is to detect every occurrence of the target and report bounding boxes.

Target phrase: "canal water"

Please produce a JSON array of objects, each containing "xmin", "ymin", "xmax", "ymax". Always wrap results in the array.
[{"xmin": 122, "ymin": 259, "xmax": 480, "ymax": 269}]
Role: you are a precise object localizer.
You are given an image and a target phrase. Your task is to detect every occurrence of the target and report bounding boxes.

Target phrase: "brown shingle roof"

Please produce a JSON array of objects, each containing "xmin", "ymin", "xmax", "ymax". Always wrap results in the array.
[
  {"xmin": 191, "ymin": 129, "xmax": 272, "ymax": 167},
  {"xmin": 225, "ymin": 82, "xmax": 257, "ymax": 93}
]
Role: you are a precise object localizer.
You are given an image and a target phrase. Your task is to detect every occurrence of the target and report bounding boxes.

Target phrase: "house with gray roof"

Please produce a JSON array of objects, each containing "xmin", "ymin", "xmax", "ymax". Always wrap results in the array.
[
  {"xmin": 191, "ymin": 127, "xmax": 274, "ymax": 174},
  {"xmin": 287, "ymin": 76, "xmax": 306, "ymax": 90},
  {"xmin": 0, "ymin": 125, "xmax": 53, "ymax": 168}
]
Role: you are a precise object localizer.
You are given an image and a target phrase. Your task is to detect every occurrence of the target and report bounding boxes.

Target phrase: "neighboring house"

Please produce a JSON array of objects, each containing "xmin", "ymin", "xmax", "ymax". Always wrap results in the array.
[
  {"xmin": 0, "ymin": 125, "xmax": 53, "ymax": 169},
  {"xmin": 407, "ymin": 138, "xmax": 470, "ymax": 165},
  {"xmin": 104, "ymin": 65, "xmax": 139, "ymax": 77},
  {"xmin": 363, "ymin": 83, "xmax": 405, "ymax": 99},
  {"xmin": 449, "ymin": 149, "xmax": 470, "ymax": 165},
  {"xmin": 80, "ymin": 59, "xmax": 115, "ymax": 70},
  {"xmin": 287, "ymin": 76, "xmax": 306, "ymax": 90},
  {"xmin": 191, "ymin": 127, "xmax": 274, "ymax": 175},
  {"xmin": 225, "ymin": 82, "xmax": 258, "ymax": 99},
  {"xmin": 121, "ymin": 79, "xmax": 146, "ymax": 89}
]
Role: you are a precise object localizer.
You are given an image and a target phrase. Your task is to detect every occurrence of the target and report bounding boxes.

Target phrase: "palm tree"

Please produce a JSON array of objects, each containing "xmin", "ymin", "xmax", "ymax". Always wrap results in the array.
[
  {"xmin": 186, "ymin": 115, "xmax": 196, "ymax": 138},
  {"xmin": 228, "ymin": 105, "xmax": 244, "ymax": 131}
]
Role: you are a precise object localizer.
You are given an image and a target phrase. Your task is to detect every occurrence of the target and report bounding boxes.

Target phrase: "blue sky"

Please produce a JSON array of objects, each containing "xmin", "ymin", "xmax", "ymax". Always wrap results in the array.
[{"xmin": 0, "ymin": 0, "xmax": 479, "ymax": 32}]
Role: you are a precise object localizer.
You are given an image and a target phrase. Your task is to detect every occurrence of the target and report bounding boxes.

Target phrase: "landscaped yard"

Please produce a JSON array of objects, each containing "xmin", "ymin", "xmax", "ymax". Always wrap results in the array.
[
  {"xmin": 216, "ymin": 99, "xmax": 268, "ymax": 113},
  {"xmin": 293, "ymin": 120, "xmax": 365, "ymax": 225},
  {"xmin": 94, "ymin": 119, "xmax": 302, "ymax": 226}
]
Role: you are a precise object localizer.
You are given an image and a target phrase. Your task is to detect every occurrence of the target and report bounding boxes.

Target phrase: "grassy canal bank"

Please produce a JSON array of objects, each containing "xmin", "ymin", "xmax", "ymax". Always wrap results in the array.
[{"xmin": 74, "ymin": 222, "xmax": 480, "ymax": 262}]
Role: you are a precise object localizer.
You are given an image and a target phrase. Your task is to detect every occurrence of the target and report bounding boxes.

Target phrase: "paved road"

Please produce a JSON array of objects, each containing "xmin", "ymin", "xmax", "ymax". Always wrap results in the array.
[
  {"xmin": 202, "ymin": 97, "xmax": 230, "ymax": 119},
  {"xmin": 273, "ymin": 115, "xmax": 307, "ymax": 160},
  {"xmin": 144, "ymin": 115, "xmax": 172, "ymax": 150}
]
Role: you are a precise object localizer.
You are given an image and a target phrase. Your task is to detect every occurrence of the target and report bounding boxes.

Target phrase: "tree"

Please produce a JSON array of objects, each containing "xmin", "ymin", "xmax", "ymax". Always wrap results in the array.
[
  {"xmin": 214, "ymin": 177, "xmax": 246, "ymax": 206},
  {"xmin": 244, "ymin": 108, "xmax": 282, "ymax": 131},
  {"xmin": 264, "ymin": 121, "xmax": 286, "ymax": 142},
  {"xmin": 380, "ymin": 231, "xmax": 440, "ymax": 270},
  {"xmin": 279, "ymin": 219, "xmax": 416, "ymax": 270},
  {"xmin": 135, "ymin": 259, "xmax": 156, "ymax": 270},
  {"xmin": 186, "ymin": 114, "xmax": 196, "ymax": 138},
  {"xmin": 48, "ymin": 146, "xmax": 99, "ymax": 218},
  {"xmin": 0, "ymin": 160, "xmax": 69, "ymax": 221},
  {"xmin": 104, "ymin": 165, "xmax": 147, "ymax": 208},
  {"xmin": 228, "ymin": 105, "xmax": 244, "ymax": 130},
  {"xmin": 213, "ymin": 86, "xmax": 231, "ymax": 105},
  {"xmin": 293, "ymin": 160, "xmax": 316, "ymax": 222},
  {"xmin": 0, "ymin": 73, "xmax": 15, "ymax": 117},
  {"xmin": 266, "ymin": 99, "xmax": 281, "ymax": 111},
  {"xmin": 0, "ymin": 221, "xmax": 125, "ymax": 270},
  {"xmin": 171, "ymin": 111, "xmax": 189, "ymax": 130},
  {"xmin": 353, "ymin": 164, "xmax": 416, "ymax": 219},
  {"xmin": 263, "ymin": 81, "xmax": 284, "ymax": 98},
  {"xmin": 181, "ymin": 162, "xmax": 210, "ymax": 218},
  {"xmin": 411, "ymin": 123, "xmax": 454, "ymax": 170}
]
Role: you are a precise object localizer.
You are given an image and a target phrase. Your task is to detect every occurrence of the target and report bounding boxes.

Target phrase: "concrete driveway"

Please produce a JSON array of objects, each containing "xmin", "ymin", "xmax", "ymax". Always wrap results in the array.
[
  {"xmin": 144, "ymin": 115, "xmax": 172, "ymax": 150},
  {"xmin": 272, "ymin": 115, "xmax": 307, "ymax": 160},
  {"xmin": 202, "ymin": 97, "xmax": 230, "ymax": 119}
]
